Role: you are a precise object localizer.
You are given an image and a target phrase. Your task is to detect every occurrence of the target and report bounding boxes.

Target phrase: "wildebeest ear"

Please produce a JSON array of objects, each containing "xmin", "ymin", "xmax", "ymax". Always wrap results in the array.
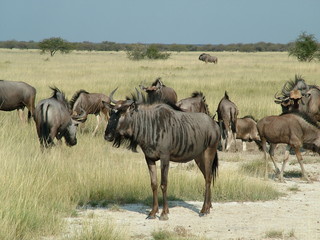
[
  {"xmin": 129, "ymin": 102, "xmax": 138, "ymax": 113},
  {"xmin": 72, "ymin": 109, "xmax": 87, "ymax": 123}
]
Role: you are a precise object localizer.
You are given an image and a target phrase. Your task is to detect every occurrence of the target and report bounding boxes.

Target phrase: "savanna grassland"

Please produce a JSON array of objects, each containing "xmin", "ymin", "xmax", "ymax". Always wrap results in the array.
[{"xmin": 0, "ymin": 49, "xmax": 319, "ymax": 240}]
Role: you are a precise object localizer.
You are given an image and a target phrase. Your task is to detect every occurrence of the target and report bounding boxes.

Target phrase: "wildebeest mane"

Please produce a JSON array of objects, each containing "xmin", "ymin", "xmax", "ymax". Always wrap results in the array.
[
  {"xmin": 69, "ymin": 89, "xmax": 90, "ymax": 109},
  {"xmin": 151, "ymin": 77, "xmax": 165, "ymax": 87},
  {"xmin": 191, "ymin": 91, "xmax": 211, "ymax": 116},
  {"xmin": 50, "ymin": 86, "xmax": 70, "ymax": 110},
  {"xmin": 126, "ymin": 90, "xmax": 182, "ymax": 112},
  {"xmin": 281, "ymin": 111, "xmax": 319, "ymax": 129},
  {"xmin": 281, "ymin": 75, "xmax": 308, "ymax": 97},
  {"xmin": 223, "ymin": 91, "xmax": 230, "ymax": 100}
]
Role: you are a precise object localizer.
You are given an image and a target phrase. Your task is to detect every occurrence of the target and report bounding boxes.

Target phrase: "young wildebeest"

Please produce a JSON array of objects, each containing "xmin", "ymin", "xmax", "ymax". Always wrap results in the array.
[
  {"xmin": 198, "ymin": 53, "xmax": 218, "ymax": 64},
  {"xmin": 0, "ymin": 80, "xmax": 36, "ymax": 122},
  {"xmin": 257, "ymin": 112, "xmax": 320, "ymax": 182},
  {"xmin": 104, "ymin": 89, "xmax": 220, "ymax": 220},
  {"xmin": 70, "ymin": 90, "xmax": 111, "ymax": 136},
  {"xmin": 139, "ymin": 78, "xmax": 177, "ymax": 105},
  {"xmin": 176, "ymin": 91, "xmax": 210, "ymax": 115},
  {"xmin": 216, "ymin": 91, "xmax": 239, "ymax": 151},
  {"xmin": 226, "ymin": 116, "xmax": 262, "ymax": 151},
  {"xmin": 34, "ymin": 87, "xmax": 87, "ymax": 148}
]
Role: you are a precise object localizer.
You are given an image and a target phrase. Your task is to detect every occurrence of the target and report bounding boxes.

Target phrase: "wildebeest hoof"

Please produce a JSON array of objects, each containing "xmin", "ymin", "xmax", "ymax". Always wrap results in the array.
[
  {"xmin": 146, "ymin": 215, "xmax": 156, "ymax": 220},
  {"xmin": 159, "ymin": 214, "xmax": 169, "ymax": 221},
  {"xmin": 199, "ymin": 212, "xmax": 209, "ymax": 217}
]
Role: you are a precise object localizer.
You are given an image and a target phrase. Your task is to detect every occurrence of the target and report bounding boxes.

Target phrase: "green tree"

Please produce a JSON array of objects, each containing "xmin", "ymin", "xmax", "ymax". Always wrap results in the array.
[
  {"xmin": 38, "ymin": 37, "xmax": 73, "ymax": 56},
  {"xmin": 288, "ymin": 32, "xmax": 320, "ymax": 62}
]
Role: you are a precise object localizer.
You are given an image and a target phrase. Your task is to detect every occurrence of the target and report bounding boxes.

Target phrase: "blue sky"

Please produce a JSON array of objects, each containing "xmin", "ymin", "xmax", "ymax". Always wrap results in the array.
[{"xmin": 1, "ymin": 0, "xmax": 319, "ymax": 44}]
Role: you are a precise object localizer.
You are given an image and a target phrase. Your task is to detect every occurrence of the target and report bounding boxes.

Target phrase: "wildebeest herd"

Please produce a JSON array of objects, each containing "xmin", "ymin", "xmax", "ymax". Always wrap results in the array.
[{"xmin": 1, "ymin": 75, "xmax": 320, "ymax": 220}]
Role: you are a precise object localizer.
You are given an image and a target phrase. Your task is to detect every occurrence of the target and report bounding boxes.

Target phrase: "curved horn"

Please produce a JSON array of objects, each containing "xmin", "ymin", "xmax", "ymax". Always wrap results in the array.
[
  {"xmin": 139, "ymin": 82, "xmax": 147, "ymax": 91},
  {"xmin": 109, "ymin": 87, "xmax": 119, "ymax": 104},
  {"xmin": 135, "ymin": 87, "xmax": 143, "ymax": 104},
  {"xmin": 274, "ymin": 91, "xmax": 282, "ymax": 100}
]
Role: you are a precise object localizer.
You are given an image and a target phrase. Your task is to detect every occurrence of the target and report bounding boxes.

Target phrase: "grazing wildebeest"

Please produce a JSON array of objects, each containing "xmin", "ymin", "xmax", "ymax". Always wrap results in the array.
[
  {"xmin": 104, "ymin": 89, "xmax": 220, "ymax": 220},
  {"xmin": 176, "ymin": 91, "xmax": 210, "ymax": 115},
  {"xmin": 257, "ymin": 112, "xmax": 320, "ymax": 182},
  {"xmin": 0, "ymin": 80, "xmax": 36, "ymax": 122},
  {"xmin": 198, "ymin": 53, "xmax": 218, "ymax": 64},
  {"xmin": 70, "ymin": 90, "xmax": 111, "ymax": 136},
  {"xmin": 230, "ymin": 116, "xmax": 262, "ymax": 151},
  {"xmin": 139, "ymin": 78, "xmax": 177, "ymax": 105},
  {"xmin": 216, "ymin": 91, "xmax": 238, "ymax": 151},
  {"xmin": 274, "ymin": 75, "xmax": 320, "ymax": 121},
  {"xmin": 34, "ymin": 87, "xmax": 87, "ymax": 148}
]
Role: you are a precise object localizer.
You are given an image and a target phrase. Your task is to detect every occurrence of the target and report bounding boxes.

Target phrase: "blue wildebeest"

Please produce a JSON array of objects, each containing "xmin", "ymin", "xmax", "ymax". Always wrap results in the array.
[
  {"xmin": 176, "ymin": 91, "xmax": 211, "ymax": 115},
  {"xmin": 139, "ymin": 78, "xmax": 177, "ymax": 105},
  {"xmin": 221, "ymin": 115, "xmax": 262, "ymax": 152},
  {"xmin": 0, "ymin": 80, "xmax": 36, "ymax": 122},
  {"xmin": 257, "ymin": 112, "xmax": 320, "ymax": 182},
  {"xmin": 103, "ymin": 89, "xmax": 220, "ymax": 220},
  {"xmin": 70, "ymin": 90, "xmax": 111, "ymax": 136},
  {"xmin": 274, "ymin": 75, "xmax": 320, "ymax": 122},
  {"xmin": 34, "ymin": 87, "xmax": 87, "ymax": 148},
  {"xmin": 199, "ymin": 53, "xmax": 218, "ymax": 64},
  {"xmin": 216, "ymin": 91, "xmax": 238, "ymax": 151}
]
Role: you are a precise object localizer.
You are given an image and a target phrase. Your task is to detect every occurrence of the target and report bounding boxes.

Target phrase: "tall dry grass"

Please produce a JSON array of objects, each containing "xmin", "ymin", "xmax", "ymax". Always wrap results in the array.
[{"xmin": 0, "ymin": 49, "xmax": 319, "ymax": 239}]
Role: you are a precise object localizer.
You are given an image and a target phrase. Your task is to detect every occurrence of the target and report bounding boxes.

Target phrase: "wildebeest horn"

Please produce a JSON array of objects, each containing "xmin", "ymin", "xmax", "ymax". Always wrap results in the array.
[
  {"xmin": 139, "ymin": 82, "xmax": 146, "ymax": 91},
  {"xmin": 109, "ymin": 87, "xmax": 119, "ymax": 104},
  {"xmin": 135, "ymin": 87, "xmax": 143, "ymax": 104},
  {"xmin": 274, "ymin": 92, "xmax": 286, "ymax": 103}
]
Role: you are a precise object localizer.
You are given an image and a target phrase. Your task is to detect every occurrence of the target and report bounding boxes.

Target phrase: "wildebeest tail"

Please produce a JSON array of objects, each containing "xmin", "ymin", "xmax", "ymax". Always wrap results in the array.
[
  {"xmin": 39, "ymin": 103, "xmax": 53, "ymax": 147},
  {"xmin": 212, "ymin": 151, "xmax": 219, "ymax": 185}
]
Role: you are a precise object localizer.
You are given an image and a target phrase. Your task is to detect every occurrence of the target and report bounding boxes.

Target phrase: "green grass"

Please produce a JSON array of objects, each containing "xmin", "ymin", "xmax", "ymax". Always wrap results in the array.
[{"xmin": 0, "ymin": 49, "xmax": 319, "ymax": 239}]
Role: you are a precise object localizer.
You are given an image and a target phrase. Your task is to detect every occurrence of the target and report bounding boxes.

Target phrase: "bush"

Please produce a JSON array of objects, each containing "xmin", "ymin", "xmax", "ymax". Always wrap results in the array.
[{"xmin": 126, "ymin": 44, "xmax": 170, "ymax": 60}]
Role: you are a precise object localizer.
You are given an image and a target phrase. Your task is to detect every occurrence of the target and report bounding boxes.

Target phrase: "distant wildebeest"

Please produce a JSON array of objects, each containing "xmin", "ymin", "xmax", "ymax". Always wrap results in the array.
[
  {"xmin": 274, "ymin": 75, "xmax": 320, "ymax": 122},
  {"xmin": 139, "ymin": 78, "xmax": 177, "ymax": 105},
  {"xmin": 103, "ymin": 88, "xmax": 220, "ymax": 220},
  {"xmin": 216, "ymin": 91, "xmax": 238, "ymax": 151},
  {"xmin": 257, "ymin": 112, "xmax": 320, "ymax": 182},
  {"xmin": 222, "ymin": 115, "xmax": 262, "ymax": 151},
  {"xmin": 70, "ymin": 90, "xmax": 111, "ymax": 136},
  {"xmin": 0, "ymin": 79, "xmax": 36, "ymax": 122},
  {"xmin": 34, "ymin": 87, "xmax": 87, "ymax": 148},
  {"xmin": 199, "ymin": 53, "xmax": 218, "ymax": 64},
  {"xmin": 176, "ymin": 91, "xmax": 210, "ymax": 115}
]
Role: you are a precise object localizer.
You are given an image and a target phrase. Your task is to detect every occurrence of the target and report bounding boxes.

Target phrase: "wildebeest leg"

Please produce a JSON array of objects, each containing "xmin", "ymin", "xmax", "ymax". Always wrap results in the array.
[
  {"xmin": 92, "ymin": 114, "xmax": 101, "ymax": 136},
  {"xmin": 279, "ymin": 149, "xmax": 290, "ymax": 183},
  {"xmin": 261, "ymin": 138, "xmax": 269, "ymax": 179},
  {"xmin": 218, "ymin": 121, "xmax": 226, "ymax": 151},
  {"xmin": 294, "ymin": 147, "xmax": 311, "ymax": 182},
  {"xmin": 233, "ymin": 132, "xmax": 237, "ymax": 152},
  {"xmin": 145, "ymin": 158, "xmax": 159, "ymax": 219},
  {"xmin": 194, "ymin": 147, "xmax": 215, "ymax": 216},
  {"xmin": 242, "ymin": 141, "xmax": 247, "ymax": 151},
  {"xmin": 17, "ymin": 109, "xmax": 26, "ymax": 122},
  {"xmin": 269, "ymin": 143, "xmax": 280, "ymax": 177},
  {"xmin": 159, "ymin": 157, "xmax": 170, "ymax": 220},
  {"xmin": 226, "ymin": 129, "xmax": 233, "ymax": 151}
]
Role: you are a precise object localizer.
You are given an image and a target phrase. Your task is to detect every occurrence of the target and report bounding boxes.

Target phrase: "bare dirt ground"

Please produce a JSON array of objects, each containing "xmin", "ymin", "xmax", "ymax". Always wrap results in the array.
[{"xmin": 63, "ymin": 143, "xmax": 320, "ymax": 240}]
